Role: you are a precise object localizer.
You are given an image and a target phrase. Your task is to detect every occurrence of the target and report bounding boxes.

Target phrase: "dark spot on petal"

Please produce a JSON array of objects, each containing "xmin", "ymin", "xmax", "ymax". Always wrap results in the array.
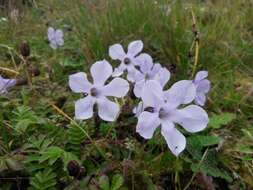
[
  {"xmin": 90, "ymin": 87, "xmax": 99, "ymax": 97},
  {"xmin": 144, "ymin": 107, "xmax": 155, "ymax": 113},
  {"xmin": 124, "ymin": 57, "xmax": 131, "ymax": 65}
]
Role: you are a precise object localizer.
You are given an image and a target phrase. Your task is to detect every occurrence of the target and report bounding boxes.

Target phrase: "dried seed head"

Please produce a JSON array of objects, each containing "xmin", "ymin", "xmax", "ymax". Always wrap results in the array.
[
  {"xmin": 67, "ymin": 160, "xmax": 80, "ymax": 177},
  {"xmin": 28, "ymin": 67, "xmax": 40, "ymax": 77},
  {"xmin": 20, "ymin": 41, "xmax": 30, "ymax": 57},
  {"xmin": 76, "ymin": 166, "xmax": 87, "ymax": 180}
]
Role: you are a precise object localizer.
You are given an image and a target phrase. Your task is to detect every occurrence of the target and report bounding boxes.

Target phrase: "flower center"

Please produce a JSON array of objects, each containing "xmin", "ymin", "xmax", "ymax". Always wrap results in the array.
[
  {"xmin": 145, "ymin": 74, "xmax": 151, "ymax": 80},
  {"xmin": 144, "ymin": 106, "xmax": 155, "ymax": 113},
  {"xmin": 124, "ymin": 57, "xmax": 131, "ymax": 65},
  {"xmin": 159, "ymin": 108, "xmax": 169, "ymax": 119},
  {"xmin": 90, "ymin": 87, "xmax": 99, "ymax": 97}
]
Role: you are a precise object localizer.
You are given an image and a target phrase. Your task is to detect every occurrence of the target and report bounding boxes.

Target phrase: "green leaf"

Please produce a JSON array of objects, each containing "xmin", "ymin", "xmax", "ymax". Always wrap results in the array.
[
  {"xmin": 188, "ymin": 135, "xmax": 221, "ymax": 147},
  {"xmin": 111, "ymin": 174, "xmax": 124, "ymax": 190},
  {"xmin": 12, "ymin": 106, "xmax": 42, "ymax": 134},
  {"xmin": 235, "ymin": 144, "xmax": 253, "ymax": 154},
  {"xmin": 40, "ymin": 146, "xmax": 64, "ymax": 165},
  {"xmin": 62, "ymin": 151, "xmax": 79, "ymax": 169},
  {"xmin": 99, "ymin": 175, "xmax": 110, "ymax": 190},
  {"xmin": 209, "ymin": 113, "xmax": 236, "ymax": 129},
  {"xmin": 191, "ymin": 150, "xmax": 232, "ymax": 182},
  {"xmin": 29, "ymin": 168, "xmax": 57, "ymax": 190},
  {"xmin": 187, "ymin": 135, "xmax": 221, "ymax": 160}
]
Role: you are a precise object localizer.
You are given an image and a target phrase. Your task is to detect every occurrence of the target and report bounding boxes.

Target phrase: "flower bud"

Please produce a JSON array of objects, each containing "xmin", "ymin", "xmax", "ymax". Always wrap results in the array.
[
  {"xmin": 67, "ymin": 160, "xmax": 80, "ymax": 177},
  {"xmin": 67, "ymin": 160, "xmax": 87, "ymax": 180},
  {"xmin": 76, "ymin": 166, "xmax": 86, "ymax": 180},
  {"xmin": 20, "ymin": 41, "xmax": 30, "ymax": 57}
]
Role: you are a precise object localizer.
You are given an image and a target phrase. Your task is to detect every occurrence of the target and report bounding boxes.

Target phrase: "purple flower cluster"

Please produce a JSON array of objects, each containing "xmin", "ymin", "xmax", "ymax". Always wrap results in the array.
[{"xmin": 69, "ymin": 40, "xmax": 211, "ymax": 156}]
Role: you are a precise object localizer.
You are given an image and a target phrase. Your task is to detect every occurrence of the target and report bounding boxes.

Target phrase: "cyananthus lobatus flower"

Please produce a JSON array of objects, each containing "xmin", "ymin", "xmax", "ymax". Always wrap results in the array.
[
  {"xmin": 192, "ymin": 71, "xmax": 211, "ymax": 106},
  {"xmin": 136, "ymin": 80, "xmax": 209, "ymax": 156},
  {"xmin": 69, "ymin": 60, "xmax": 129, "ymax": 122},
  {"xmin": 0, "ymin": 75, "xmax": 16, "ymax": 94},
  {"xmin": 47, "ymin": 27, "xmax": 64, "ymax": 49},
  {"xmin": 109, "ymin": 40, "xmax": 144, "ymax": 82},
  {"xmin": 133, "ymin": 53, "xmax": 170, "ymax": 97}
]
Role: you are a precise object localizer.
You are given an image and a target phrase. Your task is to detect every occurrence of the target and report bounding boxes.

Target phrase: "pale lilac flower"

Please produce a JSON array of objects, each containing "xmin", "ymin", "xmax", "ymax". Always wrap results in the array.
[
  {"xmin": 193, "ymin": 71, "xmax": 211, "ymax": 106},
  {"xmin": 109, "ymin": 40, "xmax": 144, "ymax": 81},
  {"xmin": 133, "ymin": 53, "xmax": 170, "ymax": 97},
  {"xmin": 0, "ymin": 75, "xmax": 16, "ymax": 94},
  {"xmin": 47, "ymin": 27, "xmax": 64, "ymax": 49},
  {"xmin": 69, "ymin": 60, "xmax": 129, "ymax": 122},
  {"xmin": 136, "ymin": 80, "xmax": 208, "ymax": 156}
]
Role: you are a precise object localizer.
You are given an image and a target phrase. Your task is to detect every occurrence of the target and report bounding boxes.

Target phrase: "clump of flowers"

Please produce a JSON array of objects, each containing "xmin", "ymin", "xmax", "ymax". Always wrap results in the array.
[
  {"xmin": 47, "ymin": 27, "xmax": 64, "ymax": 49},
  {"xmin": 69, "ymin": 40, "xmax": 211, "ymax": 156},
  {"xmin": 0, "ymin": 75, "xmax": 16, "ymax": 94}
]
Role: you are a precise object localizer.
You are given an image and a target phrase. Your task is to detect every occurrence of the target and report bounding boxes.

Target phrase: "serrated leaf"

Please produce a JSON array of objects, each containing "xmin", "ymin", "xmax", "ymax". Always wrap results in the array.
[
  {"xmin": 187, "ymin": 135, "xmax": 221, "ymax": 160},
  {"xmin": 111, "ymin": 174, "xmax": 124, "ymax": 190},
  {"xmin": 40, "ymin": 146, "xmax": 64, "ymax": 165},
  {"xmin": 191, "ymin": 150, "xmax": 232, "ymax": 182},
  {"xmin": 209, "ymin": 113, "xmax": 236, "ymax": 129},
  {"xmin": 99, "ymin": 175, "xmax": 110, "ymax": 190},
  {"xmin": 29, "ymin": 169, "xmax": 57, "ymax": 190},
  {"xmin": 188, "ymin": 135, "xmax": 221, "ymax": 147}
]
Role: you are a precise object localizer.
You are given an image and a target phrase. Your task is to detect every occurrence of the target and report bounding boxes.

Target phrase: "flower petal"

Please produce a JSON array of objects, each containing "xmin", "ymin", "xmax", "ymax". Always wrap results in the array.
[
  {"xmin": 154, "ymin": 67, "xmax": 171, "ymax": 87},
  {"xmin": 152, "ymin": 63, "xmax": 162, "ymax": 73},
  {"xmin": 0, "ymin": 77, "xmax": 16, "ymax": 94},
  {"xmin": 69, "ymin": 72, "xmax": 92, "ymax": 93},
  {"xmin": 172, "ymin": 105, "xmax": 209, "ymax": 133},
  {"xmin": 194, "ymin": 93, "xmax": 206, "ymax": 106},
  {"xmin": 109, "ymin": 44, "xmax": 126, "ymax": 60},
  {"xmin": 112, "ymin": 63, "xmax": 126, "ymax": 77},
  {"xmin": 102, "ymin": 78, "xmax": 129, "ymax": 98},
  {"xmin": 194, "ymin": 71, "xmax": 208, "ymax": 82},
  {"xmin": 134, "ymin": 70, "xmax": 145, "ymax": 82},
  {"xmin": 126, "ymin": 66, "xmax": 138, "ymax": 82},
  {"xmin": 127, "ymin": 40, "xmax": 143, "ymax": 56},
  {"xmin": 75, "ymin": 96, "xmax": 94, "ymax": 120},
  {"xmin": 47, "ymin": 27, "xmax": 55, "ymax": 41},
  {"xmin": 50, "ymin": 42, "xmax": 58, "ymax": 49},
  {"xmin": 91, "ymin": 60, "xmax": 112, "ymax": 85},
  {"xmin": 164, "ymin": 80, "xmax": 196, "ymax": 108},
  {"xmin": 141, "ymin": 80, "xmax": 164, "ymax": 108},
  {"xmin": 133, "ymin": 79, "xmax": 145, "ymax": 98},
  {"xmin": 197, "ymin": 79, "xmax": 211, "ymax": 94},
  {"xmin": 135, "ymin": 53, "xmax": 153, "ymax": 72},
  {"xmin": 136, "ymin": 111, "xmax": 160, "ymax": 139},
  {"xmin": 55, "ymin": 29, "xmax": 63, "ymax": 39},
  {"xmin": 161, "ymin": 121, "xmax": 186, "ymax": 156},
  {"xmin": 3, "ymin": 78, "xmax": 16, "ymax": 88},
  {"xmin": 57, "ymin": 38, "xmax": 64, "ymax": 46},
  {"xmin": 97, "ymin": 97, "xmax": 119, "ymax": 121}
]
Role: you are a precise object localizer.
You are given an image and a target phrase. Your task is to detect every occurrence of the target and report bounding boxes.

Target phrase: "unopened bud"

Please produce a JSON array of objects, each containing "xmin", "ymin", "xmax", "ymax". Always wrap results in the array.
[
  {"xmin": 67, "ymin": 160, "xmax": 87, "ymax": 180},
  {"xmin": 20, "ymin": 41, "xmax": 30, "ymax": 57},
  {"xmin": 67, "ymin": 160, "xmax": 80, "ymax": 177}
]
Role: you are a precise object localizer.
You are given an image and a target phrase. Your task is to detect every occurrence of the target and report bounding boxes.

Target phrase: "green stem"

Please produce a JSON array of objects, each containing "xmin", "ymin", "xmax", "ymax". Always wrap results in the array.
[
  {"xmin": 183, "ymin": 148, "xmax": 209, "ymax": 190},
  {"xmin": 72, "ymin": 120, "xmax": 108, "ymax": 161}
]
